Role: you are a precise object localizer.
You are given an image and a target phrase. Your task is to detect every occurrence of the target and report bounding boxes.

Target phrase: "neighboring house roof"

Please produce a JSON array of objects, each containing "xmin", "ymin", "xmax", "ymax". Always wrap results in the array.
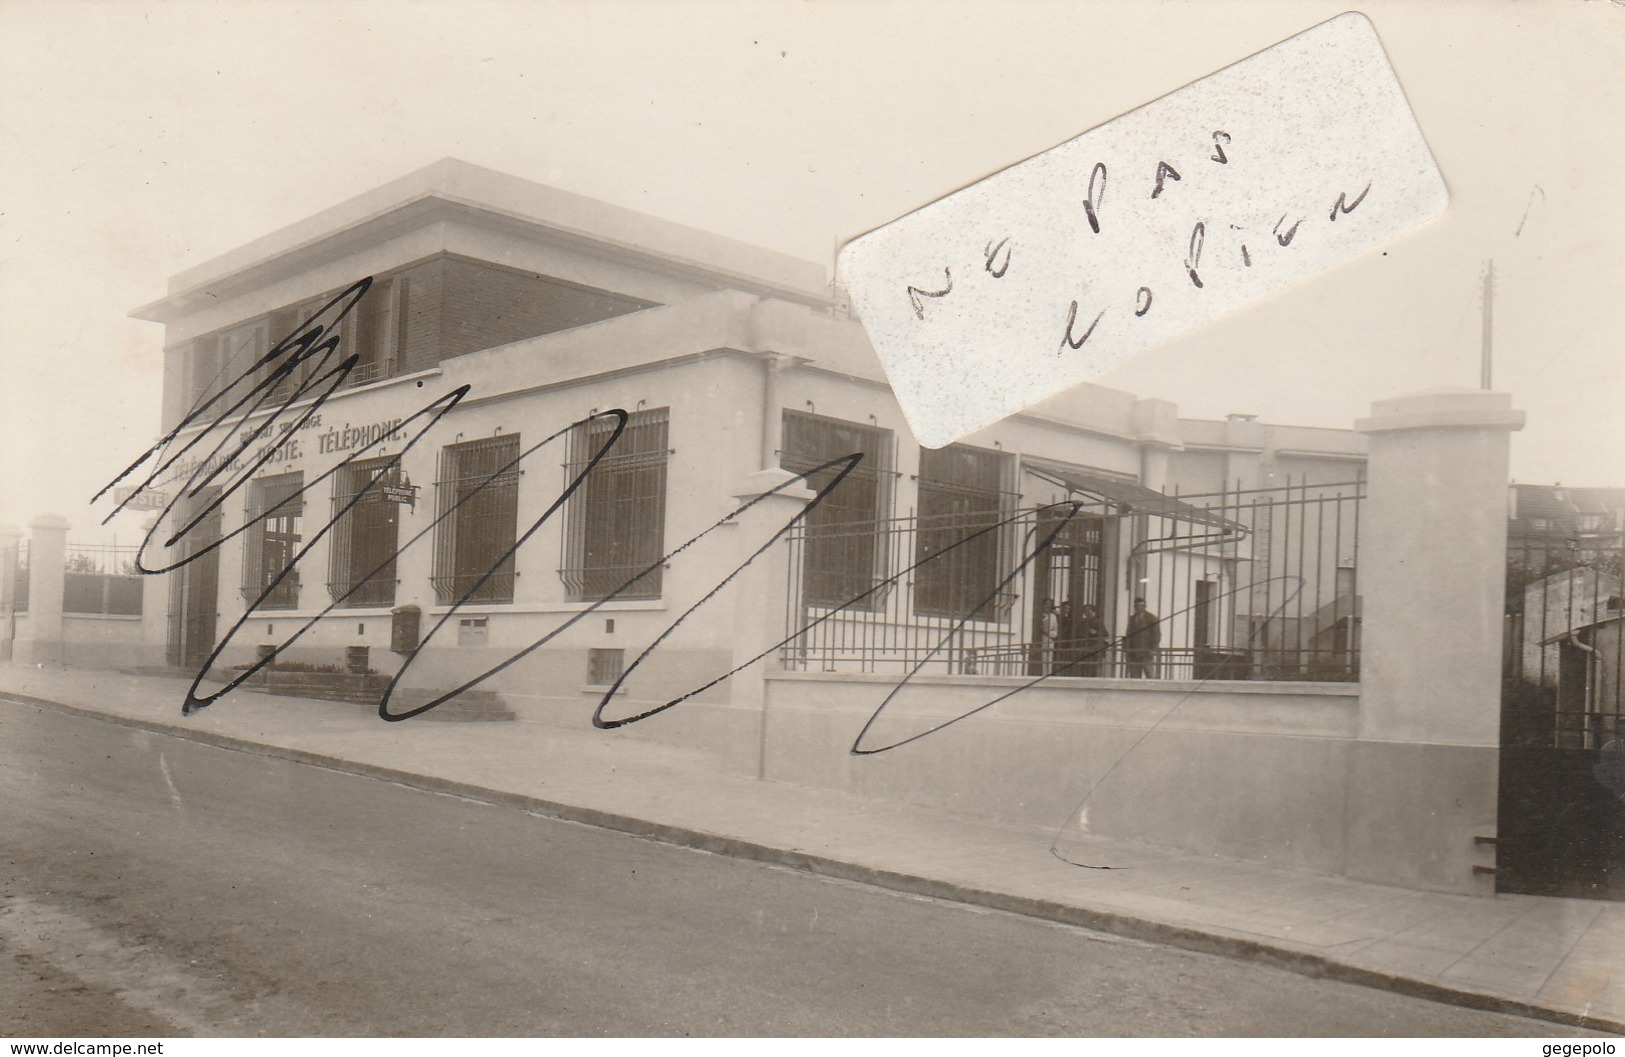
[{"xmin": 1509, "ymin": 483, "xmax": 1625, "ymax": 538}]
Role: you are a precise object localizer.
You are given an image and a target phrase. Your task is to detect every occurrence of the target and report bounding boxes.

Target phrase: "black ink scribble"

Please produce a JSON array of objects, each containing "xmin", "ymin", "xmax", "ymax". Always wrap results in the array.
[
  {"xmin": 1186, "ymin": 221, "xmax": 1206, "ymax": 289},
  {"xmin": 1329, "ymin": 183, "xmax": 1371, "ymax": 221},
  {"xmin": 378, "ymin": 409, "xmax": 645, "ymax": 722},
  {"xmin": 100, "ymin": 288, "xmax": 892, "ymax": 729},
  {"xmin": 590, "ymin": 495, "xmax": 1089, "ymax": 754},
  {"xmin": 1083, "ymin": 162, "xmax": 1107, "ymax": 234},
  {"xmin": 1273, "ymin": 213, "xmax": 1303, "ymax": 248},
  {"xmin": 102, "ymin": 271, "xmax": 1263, "ymax": 746},
  {"xmin": 98, "ymin": 279, "xmax": 375, "ymax": 573},
  {"xmin": 906, "ymin": 267, "xmax": 954, "ymax": 320},
  {"xmin": 1241, "ymin": 245, "xmax": 1251, "ymax": 267},
  {"xmin": 1150, "ymin": 161, "xmax": 1182, "ymax": 199},
  {"xmin": 1210, "ymin": 130, "xmax": 1231, "ymax": 165},
  {"xmin": 187, "ymin": 388, "xmax": 471, "ymax": 716},
  {"xmin": 590, "ymin": 455, "xmax": 869, "ymax": 730},
  {"xmin": 89, "ymin": 278, "xmax": 481, "ymax": 715},
  {"xmin": 1059, "ymin": 300, "xmax": 1107, "ymax": 352},
  {"xmin": 844, "ymin": 503, "xmax": 1087, "ymax": 754},
  {"xmin": 1515, "ymin": 185, "xmax": 1545, "ymax": 238},
  {"xmin": 1135, "ymin": 286, "xmax": 1153, "ymax": 317},
  {"xmin": 983, "ymin": 238, "xmax": 1012, "ymax": 278}
]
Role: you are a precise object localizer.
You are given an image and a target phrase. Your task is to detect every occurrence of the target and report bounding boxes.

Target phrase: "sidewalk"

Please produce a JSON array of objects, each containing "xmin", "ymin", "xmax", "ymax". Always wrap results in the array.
[{"xmin": 2, "ymin": 660, "xmax": 1620, "ymax": 1034}]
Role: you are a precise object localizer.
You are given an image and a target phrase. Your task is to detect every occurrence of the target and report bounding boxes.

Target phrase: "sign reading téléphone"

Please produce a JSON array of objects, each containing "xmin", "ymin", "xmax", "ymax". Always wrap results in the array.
[{"xmin": 161, "ymin": 413, "xmax": 408, "ymax": 486}]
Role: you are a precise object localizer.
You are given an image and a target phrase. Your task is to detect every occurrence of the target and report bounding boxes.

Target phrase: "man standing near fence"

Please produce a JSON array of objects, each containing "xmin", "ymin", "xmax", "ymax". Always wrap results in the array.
[
  {"xmin": 1124, "ymin": 596, "xmax": 1161, "ymax": 678},
  {"xmin": 1076, "ymin": 603, "xmax": 1109, "ymax": 677}
]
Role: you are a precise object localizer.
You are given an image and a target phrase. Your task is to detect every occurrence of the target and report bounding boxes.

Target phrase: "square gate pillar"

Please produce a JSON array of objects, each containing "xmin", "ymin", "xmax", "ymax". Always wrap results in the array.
[
  {"xmin": 1350, "ymin": 388, "xmax": 1525, "ymax": 892},
  {"xmin": 14, "ymin": 515, "xmax": 69, "ymax": 667},
  {"xmin": 729, "ymin": 467, "xmax": 814, "ymax": 779},
  {"xmin": 1356, "ymin": 389, "xmax": 1525, "ymax": 745}
]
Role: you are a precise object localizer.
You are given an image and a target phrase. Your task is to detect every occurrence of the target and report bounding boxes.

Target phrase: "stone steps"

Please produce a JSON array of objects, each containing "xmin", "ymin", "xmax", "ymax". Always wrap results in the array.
[
  {"xmin": 236, "ymin": 671, "xmax": 515, "ymax": 721},
  {"xmin": 385, "ymin": 687, "xmax": 516, "ymax": 722}
]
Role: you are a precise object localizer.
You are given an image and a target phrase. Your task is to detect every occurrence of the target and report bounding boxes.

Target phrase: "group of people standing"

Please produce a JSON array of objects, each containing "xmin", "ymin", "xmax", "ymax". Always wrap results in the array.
[{"xmin": 1035, "ymin": 596, "xmax": 1161, "ymax": 678}]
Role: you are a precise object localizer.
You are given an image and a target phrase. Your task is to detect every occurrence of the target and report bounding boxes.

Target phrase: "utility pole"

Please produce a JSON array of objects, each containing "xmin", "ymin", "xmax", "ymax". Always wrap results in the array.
[{"xmin": 1481, "ymin": 259, "xmax": 1494, "ymax": 390}]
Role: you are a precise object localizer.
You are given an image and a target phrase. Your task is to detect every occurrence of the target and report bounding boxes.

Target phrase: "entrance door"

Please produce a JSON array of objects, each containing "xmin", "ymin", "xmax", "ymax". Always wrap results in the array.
[
  {"xmin": 1496, "ymin": 545, "xmax": 1625, "ymax": 900},
  {"xmin": 1029, "ymin": 509, "xmax": 1106, "ymax": 676},
  {"xmin": 167, "ymin": 489, "xmax": 222, "ymax": 672}
]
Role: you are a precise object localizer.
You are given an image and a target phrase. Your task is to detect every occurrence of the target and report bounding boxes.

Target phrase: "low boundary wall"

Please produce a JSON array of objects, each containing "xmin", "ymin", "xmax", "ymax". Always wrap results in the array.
[{"xmin": 759, "ymin": 672, "xmax": 1493, "ymax": 895}]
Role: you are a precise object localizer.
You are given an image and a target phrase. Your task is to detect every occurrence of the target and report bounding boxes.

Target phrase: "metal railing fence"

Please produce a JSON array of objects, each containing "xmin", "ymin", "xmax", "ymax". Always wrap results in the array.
[
  {"xmin": 781, "ymin": 479, "xmax": 1364, "ymax": 682},
  {"xmin": 64, "ymin": 541, "xmax": 144, "ymax": 616}
]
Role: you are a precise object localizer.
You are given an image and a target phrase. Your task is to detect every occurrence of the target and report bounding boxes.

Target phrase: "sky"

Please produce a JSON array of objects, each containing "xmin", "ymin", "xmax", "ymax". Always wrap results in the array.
[{"xmin": 1, "ymin": 0, "xmax": 1621, "ymax": 545}]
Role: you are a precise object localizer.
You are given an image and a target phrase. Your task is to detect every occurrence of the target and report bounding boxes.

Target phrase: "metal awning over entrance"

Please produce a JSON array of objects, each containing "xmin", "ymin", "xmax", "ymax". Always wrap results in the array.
[
  {"xmin": 1024, "ymin": 463, "xmax": 1244, "ymax": 534},
  {"xmin": 1538, "ymin": 612, "xmax": 1624, "ymax": 647}
]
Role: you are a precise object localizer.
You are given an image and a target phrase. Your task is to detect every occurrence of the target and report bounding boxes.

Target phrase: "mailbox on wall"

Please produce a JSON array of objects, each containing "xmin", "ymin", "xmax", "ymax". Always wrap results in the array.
[{"xmin": 390, "ymin": 604, "xmax": 421, "ymax": 654}]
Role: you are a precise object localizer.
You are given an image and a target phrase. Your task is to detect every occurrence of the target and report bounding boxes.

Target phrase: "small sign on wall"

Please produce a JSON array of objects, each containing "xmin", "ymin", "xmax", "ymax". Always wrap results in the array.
[{"xmin": 113, "ymin": 485, "xmax": 170, "ymax": 512}]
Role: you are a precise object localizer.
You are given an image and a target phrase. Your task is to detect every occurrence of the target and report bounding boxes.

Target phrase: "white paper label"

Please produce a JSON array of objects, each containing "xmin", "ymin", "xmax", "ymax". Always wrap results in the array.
[{"xmin": 837, "ymin": 12, "xmax": 1448, "ymax": 449}]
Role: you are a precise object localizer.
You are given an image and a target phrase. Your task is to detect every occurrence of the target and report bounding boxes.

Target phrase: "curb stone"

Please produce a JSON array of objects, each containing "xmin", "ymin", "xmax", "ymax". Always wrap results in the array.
[{"xmin": 3, "ymin": 690, "xmax": 1619, "ymax": 1036}]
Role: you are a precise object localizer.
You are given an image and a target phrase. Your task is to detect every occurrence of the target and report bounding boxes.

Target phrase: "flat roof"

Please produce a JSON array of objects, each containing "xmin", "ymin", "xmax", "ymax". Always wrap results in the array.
[{"xmin": 132, "ymin": 158, "xmax": 832, "ymax": 323}]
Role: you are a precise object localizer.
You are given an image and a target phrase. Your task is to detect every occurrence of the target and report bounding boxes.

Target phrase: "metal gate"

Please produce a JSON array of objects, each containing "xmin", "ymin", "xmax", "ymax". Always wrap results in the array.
[{"xmin": 1496, "ymin": 540, "xmax": 1625, "ymax": 899}]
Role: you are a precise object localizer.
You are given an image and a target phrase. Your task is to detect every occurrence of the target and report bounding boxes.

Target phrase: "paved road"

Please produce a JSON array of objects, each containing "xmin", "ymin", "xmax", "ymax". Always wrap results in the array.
[{"xmin": 0, "ymin": 699, "xmax": 1599, "ymax": 1037}]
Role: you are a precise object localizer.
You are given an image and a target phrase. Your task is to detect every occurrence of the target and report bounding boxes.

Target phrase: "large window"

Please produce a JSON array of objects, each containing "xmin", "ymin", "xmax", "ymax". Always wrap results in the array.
[
  {"xmin": 242, "ymin": 472, "xmax": 304, "ymax": 610},
  {"xmin": 327, "ymin": 456, "xmax": 403, "ymax": 607},
  {"xmin": 184, "ymin": 256, "xmax": 659, "ymax": 413},
  {"xmin": 780, "ymin": 412, "xmax": 891, "ymax": 607},
  {"xmin": 914, "ymin": 445, "xmax": 1011, "ymax": 619},
  {"xmin": 1194, "ymin": 579, "xmax": 1216, "ymax": 648},
  {"xmin": 561, "ymin": 409, "xmax": 669, "ymax": 601},
  {"xmin": 433, "ymin": 436, "xmax": 521, "ymax": 604},
  {"xmin": 347, "ymin": 276, "xmax": 399, "ymax": 388},
  {"xmin": 202, "ymin": 319, "xmax": 269, "ymax": 408},
  {"xmin": 183, "ymin": 338, "xmax": 222, "ymax": 411},
  {"xmin": 267, "ymin": 292, "xmax": 372, "ymax": 402},
  {"xmin": 267, "ymin": 300, "xmax": 314, "ymax": 403}
]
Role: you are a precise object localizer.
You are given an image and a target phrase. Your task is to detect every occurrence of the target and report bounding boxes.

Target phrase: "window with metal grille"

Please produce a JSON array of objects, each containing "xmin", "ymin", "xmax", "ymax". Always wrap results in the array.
[
  {"xmin": 561, "ymin": 409, "xmax": 669, "ymax": 601},
  {"xmin": 432, "ymin": 435, "xmax": 521, "ymax": 604},
  {"xmin": 242, "ymin": 472, "xmax": 305, "ymax": 610},
  {"xmin": 327, "ymin": 456, "xmax": 402, "ymax": 607},
  {"xmin": 914, "ymin": 445, "xmax": 1013, "ymax": 619},
  {"xmin": 587, "ymin": 648, "xmax": 625, "ymax": 686},
  {"xmin": 780, "ymin": 411, "xmax": 892, "ymax": 608}
]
